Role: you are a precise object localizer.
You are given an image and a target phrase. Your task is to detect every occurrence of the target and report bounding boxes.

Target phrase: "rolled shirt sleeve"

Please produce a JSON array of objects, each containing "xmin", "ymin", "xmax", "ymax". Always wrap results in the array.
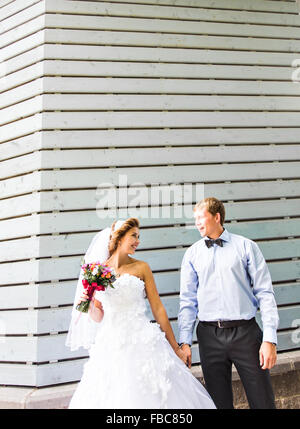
[
  {"xmin": 246, "ymin": 240, "xmax": 279, "ymax": 344},
  {"xmin": 178, "ymin": 248, "xmax": 199, "ymax": 345}
]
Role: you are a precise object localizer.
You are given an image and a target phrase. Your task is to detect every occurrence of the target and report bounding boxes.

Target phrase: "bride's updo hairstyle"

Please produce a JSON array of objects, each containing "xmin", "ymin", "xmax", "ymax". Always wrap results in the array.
[{"xmin": 108, "ymin": 217, "xmax": 140, "ymax": 257}]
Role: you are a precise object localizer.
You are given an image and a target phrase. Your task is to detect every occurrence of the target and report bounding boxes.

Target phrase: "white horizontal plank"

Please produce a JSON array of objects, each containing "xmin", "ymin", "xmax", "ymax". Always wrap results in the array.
[
  {"xmin": 0, "ymin": 77, "xmax": 43, "ymax": 110},
  {"xmin": 42, "ymin": 76, "xmax": 300, "ymax": 96},
  {"xmin": 38, "ymin": 145, "xmax": 300, "ymax": 168},
  {"xmin": 43, "ymin": 13, "xmax": 300, "ymax": 39},
  {"xmin": 1, "ymin": 197, "xmax": 300, "ymax": 241},
  {"xmin": 1, "ymin": 75, "xmax": 300, "ymax": 107},
  {"xmin": 0, "ymin": 281, "xmax": 77, "ymax": 309},
  {"xmin": 0, "ymin": 14, "xmax": 44, "ymax": 49},
  {"xmin": 3, "ymin": 127, "xmax": 300, "ymax": 163},
  {"xmin": 0, "ymin": 128, "xmax": 299, "ymax": 164},
  {"xmin": 91, "ymin": 0, "xmax": 298, "ymax": 14},
  {"xmin": 5, "ymin": 93, "xmax": 300, "ymax": 127},
  {"xmin": 0, "ymin": 334, "xmax": 86, "ymax": 362},
  {"xmin": 4, "ymin": 94, "xmax": 300, "ymax": 124},
  {"xmin": 1, "ymin": 29, "xmax": 44, "ymax": 62},
  {"xmin": 4, "ymin": 44, "xmax": 300, "ymax": 82},
  {"xmin": 37, "ymin": 162, "xmax": 296, "ymax": 187},
  {"xmin": 0, "ymin": 336, "xmax": 38, "ymax": 362},
  {"xmin": 0, "ymin": 363, "xmax": 38, "ymax": 386},
  {"xmin": 4, "ymin": 78, "xmax": 300, "ymax": 111},
  {"xmin": 45, "ymin": 0, "xmax": 300, "ymax": 26},
  {"xmin": 42, "ymin": 59, "xmax": 294, "ymax": 80},
  {"xmin": 0, "ymin": 95, "xmax": 43, "ymax": 126},
  {"xmin": 44, "ymin": 28, "xmax": 300, "ymax": 52},
  {"xmin": 0, "ymin": 213, "xmax": 41, "ymax": 240},
  {"xmin": 0, "ymin": 151, "xmax": 41, "ymax": 180},
  {"xmin": 0, "ymin": 193, "xmax": 41, "ymax": 220},
  {"xmin": 0, "ymin": 1, "xmax": 16, "ymax": 10},
  {"xmin": 0, "ymin": 132, "xmax": 42, "ymax": 161},
  {"xmin": 0, "ymin": 307, "xmax": 71, "ymax": 334},
  {"xmin": 36, "ymin": 358, "xmax": 86, "ymax": 386},
  {"xmin": 0, "ymin": 171, "xmax": 41, "ymax": 199},
  {"xmin": 5, "ymin": 145, "xmax": 300, "ymax": 183},
  {"xmin": 273, "ymin": 282, "xmax": 300, "ymax": 306},
  {"xmin": 40, "ymin": 111, "xmax": 300, "ymax": 130},
  {"xmin": 1, "ymin": 62, "xmax": 44, "ymax": 94},
  {"xmin": 0, "ymin": 113, "xmax": 43, "ymax": 143},
  {"xmin": 0, "ymin": 284, "xmax": 39, "ymax": 309},
  {"xmin": 2, "ymin": 46, "xmax": 44, "ymax": 77},
  {"xmin": 0, "ymin": 359, "xmax": 87, "ymax": 386},
  {"xmin": 4, "ymin": 111, "xmax": 300, "ymax": 142},
  {"xmin": 0, "ymin": 0, "xmax": 41, "ymax": 27},
  {"xmin": 268, "ymin": 260, "xmax": 300, "ymax": 282},
  {"xmin": 31, "ymin": 127, "xmax": 300, "ymax": 147},
  {"xmin": 0, "ymin": 308, "xmax": 39, "ymax": 334},
  {"xmin": 42, "ymin": 93, "xmax": 300, "ymax": 112},
  {"xmin": 44, "ymin": 44, "xmax": 300, "ymax": 66}
]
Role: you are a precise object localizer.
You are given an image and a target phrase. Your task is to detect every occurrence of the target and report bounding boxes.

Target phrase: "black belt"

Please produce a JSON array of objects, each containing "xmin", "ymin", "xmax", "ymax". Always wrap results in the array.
[{"xmin": 199, "ymin": 317, "xmax": 255, "ymax": 329}]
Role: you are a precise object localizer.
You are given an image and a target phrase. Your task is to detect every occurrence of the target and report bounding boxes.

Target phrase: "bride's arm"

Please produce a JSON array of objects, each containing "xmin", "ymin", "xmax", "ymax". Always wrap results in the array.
[
  {"xmin": 89, "ymin": 297, "xmax": 104, "ymax": 323},
  {"xmin": 142, "ymin": 262, "xmax": 187, "ymax": 363}
]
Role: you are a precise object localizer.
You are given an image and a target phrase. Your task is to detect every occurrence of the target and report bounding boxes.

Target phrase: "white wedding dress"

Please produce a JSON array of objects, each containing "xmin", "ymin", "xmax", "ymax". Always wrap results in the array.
[{"xmin": 68, "ymin": 273, "xmax": 216, "ymax": 409}]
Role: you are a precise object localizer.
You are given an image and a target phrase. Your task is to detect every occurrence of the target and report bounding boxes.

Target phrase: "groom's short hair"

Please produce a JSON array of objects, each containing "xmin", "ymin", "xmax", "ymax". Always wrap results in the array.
[{"xmin": 193, "ymin": 197, "xmax": 225, "ymax": 226}]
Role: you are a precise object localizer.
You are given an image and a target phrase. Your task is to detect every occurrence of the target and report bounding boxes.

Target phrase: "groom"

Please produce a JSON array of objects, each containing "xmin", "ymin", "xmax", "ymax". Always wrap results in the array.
[{"xmin": 178, "ymin": 197, "xmax": 279, "ymax": 409}]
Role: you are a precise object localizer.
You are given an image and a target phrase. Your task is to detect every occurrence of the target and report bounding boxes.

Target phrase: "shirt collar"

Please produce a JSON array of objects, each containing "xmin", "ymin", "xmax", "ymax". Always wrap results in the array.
[{"xmin": 204, "ymin": 228, "xmax": 230, "ymax": 242}]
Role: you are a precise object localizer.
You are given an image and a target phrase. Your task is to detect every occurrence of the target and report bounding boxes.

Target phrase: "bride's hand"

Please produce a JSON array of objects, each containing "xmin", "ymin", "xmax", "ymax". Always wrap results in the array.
[
  {"xmin": 175, "ymin": 347, "xmax": 189, "ymax": 366},
  {"xmin": 77, "ymin": 290, "xmax": 89, "ymax": 306}
]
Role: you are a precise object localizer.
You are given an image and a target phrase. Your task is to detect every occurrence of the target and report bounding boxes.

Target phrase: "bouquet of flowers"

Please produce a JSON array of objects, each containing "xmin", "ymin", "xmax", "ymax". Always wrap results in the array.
[{"xmin": 76, "ymin": 262, "xmax": 117, "ymax": 313}]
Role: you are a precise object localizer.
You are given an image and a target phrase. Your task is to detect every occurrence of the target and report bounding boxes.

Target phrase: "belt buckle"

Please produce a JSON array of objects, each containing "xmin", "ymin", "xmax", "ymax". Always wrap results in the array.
[{"xmin": 217, "ymin": 320, "xmax": 224, "ymax": 328}]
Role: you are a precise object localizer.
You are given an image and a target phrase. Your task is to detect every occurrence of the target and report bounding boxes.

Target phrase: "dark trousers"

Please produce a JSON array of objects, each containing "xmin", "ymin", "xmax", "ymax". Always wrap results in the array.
[{"xmin": 196, "ymin": 318, "xmax": 276, "ymax": 409}]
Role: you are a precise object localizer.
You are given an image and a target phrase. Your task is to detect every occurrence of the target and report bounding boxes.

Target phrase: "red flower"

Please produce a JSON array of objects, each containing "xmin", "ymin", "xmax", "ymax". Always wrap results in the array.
[{"xmin": 82, "ymin": 279, "xmax": 89, "ymax": 288}]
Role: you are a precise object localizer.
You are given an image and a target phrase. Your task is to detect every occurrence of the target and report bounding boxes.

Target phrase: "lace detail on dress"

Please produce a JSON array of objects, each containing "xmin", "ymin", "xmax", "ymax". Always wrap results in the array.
[
  {"xmin": 94, "ymin": 273, "xmax": 175, "ymax": 407},
  {"xmin": 69, "ymin": 273, "xmax": 216, "ymax": 409}
]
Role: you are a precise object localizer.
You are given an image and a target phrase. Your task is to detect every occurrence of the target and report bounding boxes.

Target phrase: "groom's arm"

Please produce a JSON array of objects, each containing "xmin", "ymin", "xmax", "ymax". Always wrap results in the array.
[
  {"xmin": 178, "ymin": 248, "xmax": 199, "ymax": 346},
  {"xmin": 246, "ymin": 240, "xmax": 279, "ymax": 345},
  {"xmin": 246, "ymin": 240, "xmax": 279, "ymax": 370}
]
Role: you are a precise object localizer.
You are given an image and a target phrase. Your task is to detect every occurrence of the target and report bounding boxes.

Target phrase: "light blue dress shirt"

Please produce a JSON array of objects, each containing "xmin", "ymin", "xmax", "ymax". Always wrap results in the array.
[{"xmin": 178, "ymin": 228, "xmax": 279, "ymax": 346}]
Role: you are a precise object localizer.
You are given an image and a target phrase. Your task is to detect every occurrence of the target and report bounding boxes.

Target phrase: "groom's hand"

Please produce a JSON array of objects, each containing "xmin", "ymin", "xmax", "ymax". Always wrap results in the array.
[
  {"xmin": 181, "ymin": 344, "xmax": 192, "ymax": 368},
  {"xmin": 259, "ymin": 341, "xmax": 277, "ymax": 370}
]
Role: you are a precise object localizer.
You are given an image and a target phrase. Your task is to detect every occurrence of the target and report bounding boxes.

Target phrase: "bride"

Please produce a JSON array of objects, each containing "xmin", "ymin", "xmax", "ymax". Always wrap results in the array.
[{"xmin": 66, "ymin": 217, "xmax": 216, "ymax": 409}]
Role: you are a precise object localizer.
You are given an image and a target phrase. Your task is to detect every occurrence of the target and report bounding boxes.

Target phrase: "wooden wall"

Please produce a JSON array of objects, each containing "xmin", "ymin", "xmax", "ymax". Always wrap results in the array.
[{"xmin": 0, "ymin": 0, "xmax": 300, "ymax": 386}]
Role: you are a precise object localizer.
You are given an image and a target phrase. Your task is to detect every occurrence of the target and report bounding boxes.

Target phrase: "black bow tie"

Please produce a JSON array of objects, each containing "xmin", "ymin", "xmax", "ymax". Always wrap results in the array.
[{"xmin": 205, "ymin": 238, "xmax": 223, "ymax": 248}]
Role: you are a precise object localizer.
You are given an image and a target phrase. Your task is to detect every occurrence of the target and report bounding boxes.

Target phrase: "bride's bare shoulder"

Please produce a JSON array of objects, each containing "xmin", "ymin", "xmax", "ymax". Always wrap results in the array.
[{"xmin": 131, "ymin": 259, "xmax": 152, "ymax": 274}]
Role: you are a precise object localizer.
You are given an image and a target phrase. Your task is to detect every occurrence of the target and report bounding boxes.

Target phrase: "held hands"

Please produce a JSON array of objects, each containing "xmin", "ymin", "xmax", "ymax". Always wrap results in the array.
[
  {"xmin": 177, "ymin": 344, "xmax": 192, "ymax": 369},
  {"xmin": 259, "ymin": 341, "xmax": 277, "ymax": 370}
]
